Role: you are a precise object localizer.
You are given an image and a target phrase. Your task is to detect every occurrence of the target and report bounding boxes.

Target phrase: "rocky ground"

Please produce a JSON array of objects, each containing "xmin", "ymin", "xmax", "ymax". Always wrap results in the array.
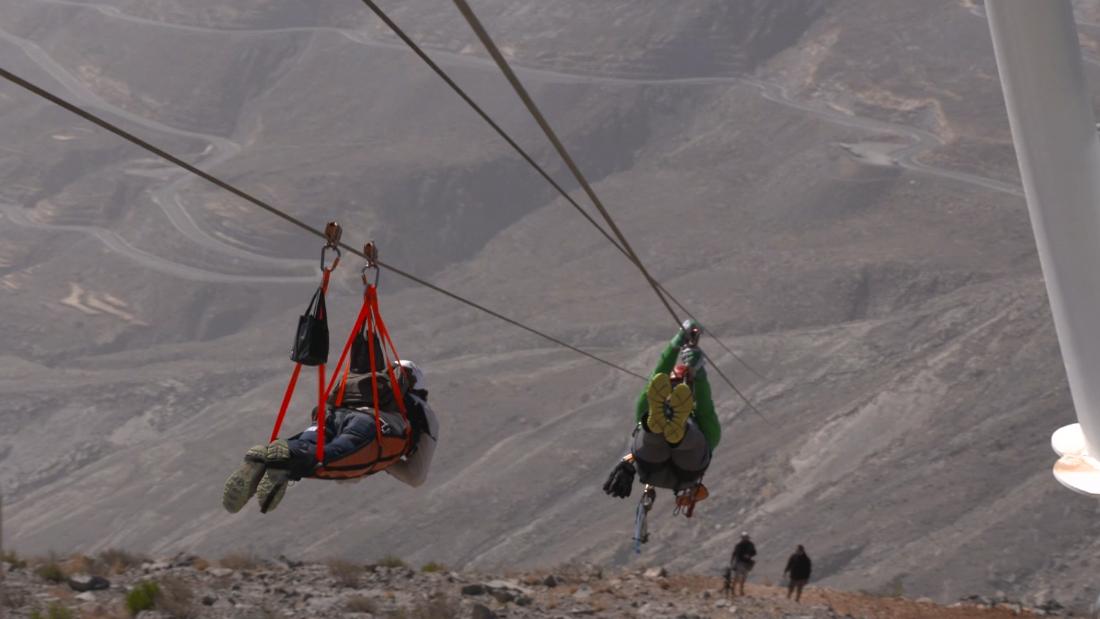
[{"xmin": 0, "ymin": 553, "xmax": 1076, "ymax": 618}]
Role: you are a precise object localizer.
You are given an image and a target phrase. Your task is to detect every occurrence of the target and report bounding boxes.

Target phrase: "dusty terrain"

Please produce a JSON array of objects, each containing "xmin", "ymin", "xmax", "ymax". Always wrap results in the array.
[
  {"xmin": 0, "ymin": 553, "xmax": 1070, "ymax": 618},
  {"xmin": 3, "ymin": 0, "xmax": 1100, "ymax": 610}
]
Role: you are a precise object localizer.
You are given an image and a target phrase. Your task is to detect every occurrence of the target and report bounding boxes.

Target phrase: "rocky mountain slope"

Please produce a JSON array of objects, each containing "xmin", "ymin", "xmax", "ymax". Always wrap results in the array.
[
  {"xmin": 3, "ymin": 0, "xmax": 1100, "ymax": 610},
  {"xmin": 0, "ymin": 553, "xmax": 1069, "ymax": 618}
]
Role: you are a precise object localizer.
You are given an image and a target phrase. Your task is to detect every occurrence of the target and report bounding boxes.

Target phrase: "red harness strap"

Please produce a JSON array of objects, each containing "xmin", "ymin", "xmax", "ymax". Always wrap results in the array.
[{"xmin": 269, "ymin": 270, "xmax": 333, "ymax": 443}]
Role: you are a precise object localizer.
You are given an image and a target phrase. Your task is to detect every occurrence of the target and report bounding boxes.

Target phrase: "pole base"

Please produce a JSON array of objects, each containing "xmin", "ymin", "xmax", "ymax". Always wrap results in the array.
[{"xmin": 1052, "ymin": 423, "xmax": 1100, "ymax": 495}]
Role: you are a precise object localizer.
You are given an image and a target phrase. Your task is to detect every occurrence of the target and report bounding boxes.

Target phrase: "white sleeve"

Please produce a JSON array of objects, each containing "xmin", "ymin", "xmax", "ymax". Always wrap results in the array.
[{"xmin": 385, "ymin": 398, "xmax": 438, "ymax": 488}]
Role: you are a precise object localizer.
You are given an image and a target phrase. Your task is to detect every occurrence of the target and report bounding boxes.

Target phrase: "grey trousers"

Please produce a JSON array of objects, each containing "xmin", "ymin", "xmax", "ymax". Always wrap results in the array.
[{"xmin": 631, "ymin": 419, "xmax": 710, "ymax": 491}]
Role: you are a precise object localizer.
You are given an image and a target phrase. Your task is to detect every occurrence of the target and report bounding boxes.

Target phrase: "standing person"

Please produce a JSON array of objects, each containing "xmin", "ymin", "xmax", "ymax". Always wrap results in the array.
[
  {"xmin": 730, "ymin": 532, "xmax": 757, "ymax": 596},
  {"xmin": 783, "ymin": 545, "xmax": 812, "ymax": 602}
]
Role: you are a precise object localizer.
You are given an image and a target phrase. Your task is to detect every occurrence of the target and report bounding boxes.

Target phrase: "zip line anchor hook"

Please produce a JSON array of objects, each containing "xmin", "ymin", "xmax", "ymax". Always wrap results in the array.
[
  {"xmin": 321, "ymin": 221, "xmax": 342, "ymax": 273},
  {"xmin": 361, "ymin": 241, "xmax": 380, "ymax": 287}
]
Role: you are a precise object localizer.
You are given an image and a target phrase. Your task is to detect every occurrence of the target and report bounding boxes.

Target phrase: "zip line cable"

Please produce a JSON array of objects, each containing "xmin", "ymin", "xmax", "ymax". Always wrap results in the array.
[
  {"xmin": 449, "ymin": 0, "xmax": 770, "ymax": 423},
  {"xmin": 0, "ymin": 65, "xmax": 645, "ymax": 381},
  {"xmin": 451, "ymin": 0, "xmax": 679, "ymax": 322},
  {"xmin": 355, "ymin": 0, "xmax": 766, "ymax": 384}
]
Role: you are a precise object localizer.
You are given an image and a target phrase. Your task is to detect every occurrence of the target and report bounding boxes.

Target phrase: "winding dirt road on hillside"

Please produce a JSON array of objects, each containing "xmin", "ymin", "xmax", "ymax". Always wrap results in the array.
[{"xmin": 3, "ymin": 0, "xmax": 1037, "ymax": 283}]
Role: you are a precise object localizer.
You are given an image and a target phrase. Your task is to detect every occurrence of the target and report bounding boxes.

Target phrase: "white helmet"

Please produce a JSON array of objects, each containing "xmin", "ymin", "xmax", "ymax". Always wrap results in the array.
[{"xmin": 395, "ymin": 359, "xmax": 424, "ymax": 390}]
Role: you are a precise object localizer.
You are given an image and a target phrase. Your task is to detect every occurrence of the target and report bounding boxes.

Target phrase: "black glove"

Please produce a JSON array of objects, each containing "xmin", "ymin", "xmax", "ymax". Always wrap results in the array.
[{"xmin": 602, "ymin": 459, "xmax": 636, "ymax": 498}]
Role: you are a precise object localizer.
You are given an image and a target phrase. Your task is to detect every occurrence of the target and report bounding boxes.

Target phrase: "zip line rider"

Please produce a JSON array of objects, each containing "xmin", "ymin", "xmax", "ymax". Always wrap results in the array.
[
  {"xmin": 604, "ymin": 319, "xmax": 719, "ymax": 498},
  {"xmin": 222, "ymin": 331, "xmax": 439, "ymax": 514}
]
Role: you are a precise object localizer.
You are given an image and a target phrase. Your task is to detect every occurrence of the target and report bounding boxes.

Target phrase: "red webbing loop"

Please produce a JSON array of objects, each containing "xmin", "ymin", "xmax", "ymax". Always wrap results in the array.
[
  {"xmin": 325, "ymin": 290, "xmax": 373, "ymax": 397},
  {"xmin": 371, "ymin": 297, "xmax": 408, "ymax": 419},
  {"xmin": 269, "ymin": 270, "xmax": 334, "ymax": 443},
  {"xmin": 364, "ymin": 289, "xmax": 387, "ymax": 464},
  {"xmin": 269, "ymin": 363, "xmax": 302, "ymax": 442}
]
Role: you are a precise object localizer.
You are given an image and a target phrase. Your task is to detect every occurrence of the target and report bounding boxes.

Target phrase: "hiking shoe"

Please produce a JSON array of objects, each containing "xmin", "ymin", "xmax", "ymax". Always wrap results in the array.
[
  {"xmin": 663, "ymin": 383, "xmax": 694, "ymax": 444},
  {"xmin": 266, "ymin": 438, "xmax": 291, "ymax": 464},
  {"xmin": 675, "ymin": 483, "xmax": 709, "ymax": 508},
  {"xmin": 256, "ymin": 469, "xmax": 290, "ymax": 514},
  {"xmin": 645, "ymin": 373, "xmax": 671, "ymax": 434},
  {"xmin": 222, "ymin": 445, "xmax": 267, "ymax": 514}
]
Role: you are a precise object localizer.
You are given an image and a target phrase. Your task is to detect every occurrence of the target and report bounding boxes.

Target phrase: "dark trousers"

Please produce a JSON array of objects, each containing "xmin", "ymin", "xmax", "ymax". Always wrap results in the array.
[{"xmin": 284, "ymin": 408, "xmax": 381, "ymax": 478}]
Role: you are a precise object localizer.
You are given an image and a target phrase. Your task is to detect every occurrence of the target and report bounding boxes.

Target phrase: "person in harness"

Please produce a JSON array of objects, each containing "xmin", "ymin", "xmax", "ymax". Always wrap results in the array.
[
  {"xmin": 603, "ymin": 318, "xmax": 719, "ymax": 499},
  {"xmin": 222, "ymin": 332, "xmax": 439, "ymax": 514}
]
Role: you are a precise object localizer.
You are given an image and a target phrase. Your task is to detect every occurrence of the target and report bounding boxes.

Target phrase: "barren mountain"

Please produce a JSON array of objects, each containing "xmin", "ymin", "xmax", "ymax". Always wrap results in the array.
[{"xmin": 2, "ymin": 0, "xmax": 1098, "ymax": 610}]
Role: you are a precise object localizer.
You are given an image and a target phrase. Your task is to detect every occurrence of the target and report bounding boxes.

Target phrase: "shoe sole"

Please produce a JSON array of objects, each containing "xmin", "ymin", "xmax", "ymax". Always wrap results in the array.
[
  {"xmin": 222, "ymin": 446, "xmax": 267, "ymax": 514},
  {"xmin": 664, "ymin": 383, "xmax": 694, "ymax": 444},
  {"xmin": 267, "ymin": 439, "xmax": 291, "ymax": 462},
  {"xmin": 646, "ymin": 373, "xmax": 671, "ymax": 433},
  {"xmin": 257, "ymin": 471, "xmax": 289, "ymax": 514}
]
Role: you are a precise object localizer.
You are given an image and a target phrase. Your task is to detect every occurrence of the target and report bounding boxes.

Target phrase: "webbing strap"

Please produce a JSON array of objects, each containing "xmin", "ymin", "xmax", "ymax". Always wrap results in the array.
[
  {"xmin": 370, "ymin": 293, "xmax": 411, "ymax": 451},
  {"xmin": 269, "ymin": 363, "xmax": 302, "ymax": 443},
  {"xmin": 365, "ymin": 292, "xmax": 385, "ymax": 464},
  {"xmin": 269, "ymin": 271, "xmax": 334, "ymax": 443}
]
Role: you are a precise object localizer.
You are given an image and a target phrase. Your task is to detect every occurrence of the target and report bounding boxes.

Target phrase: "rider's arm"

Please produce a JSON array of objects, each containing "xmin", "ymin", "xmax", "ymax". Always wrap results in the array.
[{"xmin": 693, "ymin": 370, "xmax": 721, "ymax": 449}]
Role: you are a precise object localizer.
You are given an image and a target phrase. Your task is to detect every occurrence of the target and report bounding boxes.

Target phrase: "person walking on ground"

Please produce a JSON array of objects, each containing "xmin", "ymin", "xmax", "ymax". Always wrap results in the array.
[
  {"xmin": 783, "ymin": 544, "xmax": 812, "ymax": 602},
  {"xmin": 730, "ymin": 532, "xmax": 757, "ymax": 596}
]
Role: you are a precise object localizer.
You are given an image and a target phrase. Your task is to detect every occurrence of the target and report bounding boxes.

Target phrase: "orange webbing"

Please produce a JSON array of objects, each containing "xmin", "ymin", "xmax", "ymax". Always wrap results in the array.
[
  {"xmin": 269, "ymin": 271, "xmax": 333, "ymax": 443},
  {"xmin": 311, "ymin": 433, "xmax": 409, "ymax": 479},
  {"xmin": 364, "ymin": 294, "xmax": 385, "ymax": 464},
  {"xmin": 269, "ymin": 363, "xmax": 302, "ymax": 443}
]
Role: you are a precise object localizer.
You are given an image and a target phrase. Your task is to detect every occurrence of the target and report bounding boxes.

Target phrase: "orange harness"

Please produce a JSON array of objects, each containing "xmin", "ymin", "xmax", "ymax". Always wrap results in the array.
[{"xmin": 268, "ymin": 242, "xmax": 411, "ymax": 480}]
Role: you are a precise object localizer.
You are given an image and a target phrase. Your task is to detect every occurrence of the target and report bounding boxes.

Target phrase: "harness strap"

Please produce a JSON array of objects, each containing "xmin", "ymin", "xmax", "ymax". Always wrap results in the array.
[{"xmin": 269, "ymin": 270, "xmax": 333, "ymax": 443}]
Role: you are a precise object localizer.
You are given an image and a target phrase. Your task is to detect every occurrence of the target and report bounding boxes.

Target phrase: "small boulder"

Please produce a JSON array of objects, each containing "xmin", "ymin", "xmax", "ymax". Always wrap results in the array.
[
  {"xmin": 543, "ymin": 575, "xmax": 559, "ymax": 588},
  {"xmin": 471, "ymin": 604, "xmax": 497, "ymax": 619},
  {"xmin": 461, "ymin": 584, "xmax": 487, "ymax": 596},
  {"xmin": 67, "ymin": 573, "xmax": 110, "ymax": 592},
  {"xmin": 208, "ymin": 568, "xmax": 234, "ymax": 578},
  {"xmin": 644, "ymin": 567, "xmax": 667, "ymax": 579},
  {"xmin": 75, "ymin": 592, "xmax": 97, "ymax": 602}
]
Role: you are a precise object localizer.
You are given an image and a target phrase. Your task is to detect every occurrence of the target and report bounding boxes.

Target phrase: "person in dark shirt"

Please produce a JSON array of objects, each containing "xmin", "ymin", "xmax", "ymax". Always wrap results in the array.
[
  {"xmin": 783, "ymin": 545, "xmax": 813, "ymax": 602},
  {"xmin": 730, "ymin": 532, "xmax": 757, "ymax": 596}
]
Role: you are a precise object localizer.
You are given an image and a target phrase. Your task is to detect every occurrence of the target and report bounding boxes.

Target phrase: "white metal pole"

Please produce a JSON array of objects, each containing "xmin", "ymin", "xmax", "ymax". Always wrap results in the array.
[{"xmin": 987, "ymin": 0, "xmax": 1100, "ymax": 494}]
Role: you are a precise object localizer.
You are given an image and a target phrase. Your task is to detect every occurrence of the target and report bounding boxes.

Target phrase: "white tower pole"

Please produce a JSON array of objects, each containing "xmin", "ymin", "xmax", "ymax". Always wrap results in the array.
[{"xmin": 986, "ymin": 0, "xmax": 1100, "ymax": 494}]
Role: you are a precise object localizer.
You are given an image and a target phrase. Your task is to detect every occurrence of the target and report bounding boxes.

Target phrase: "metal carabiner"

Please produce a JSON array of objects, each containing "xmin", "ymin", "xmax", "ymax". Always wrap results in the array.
[
  {"xmin": 361, "ymin": 242, "xmax": 380, "ymax": 287},
  {"xmin": 320, "ymin": 221, "xmax": 343, "ymax": 273}
]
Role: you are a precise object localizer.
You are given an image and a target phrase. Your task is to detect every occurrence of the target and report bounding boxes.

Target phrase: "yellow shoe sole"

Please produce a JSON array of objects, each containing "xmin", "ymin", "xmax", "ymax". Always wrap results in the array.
[
  {"xmin": 645, "ymin": 373, "xmax": 672, "ymax": 433},
  {"xmin": 664, "ymin": 383, "xmax": 694, "ymax": 444}
]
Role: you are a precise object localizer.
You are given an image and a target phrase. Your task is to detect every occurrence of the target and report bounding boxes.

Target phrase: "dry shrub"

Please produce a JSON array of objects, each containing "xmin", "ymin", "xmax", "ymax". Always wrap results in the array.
[
  {"xmin": 328, "ymin": 558, "xmax": 364, "ymax": 588},
  {"xmin": 97, "ymin": 549, "xmax": 147, "ymax": 574},
  {"xmin": 1, "ymin": 549, "xmax": 27, "ymax": 568},
  {"xmin": 345, "ymin": 595, "xmax": 377, "ymax": 613},
  {"xmin": 377, "ymin": 555, "xmax": 406, "ymax": 569},
  {"xmin": 419, "ymin": 562, "xmax": 446, "ymax": 573},
  {"xmin": 61, "ymin": 554, "xmax": 96, "ymax": 577},
  {"xmin": 387, "ymin": 596, "xmax": 457, "ymax": 619},
  {"xmin": 34, "ymin": 557, "xmax": 64, "ymax": 583},
  {"xmin": 218, "ymin": 552, "xmax": 261, "ymax": 570},
  {"xmin": 191, "ymin": 558, "xmax": 210, "ymax": 571},
  {"xmin": 157, "ymin": 575, "xmax": 196, "ymax": 619}
]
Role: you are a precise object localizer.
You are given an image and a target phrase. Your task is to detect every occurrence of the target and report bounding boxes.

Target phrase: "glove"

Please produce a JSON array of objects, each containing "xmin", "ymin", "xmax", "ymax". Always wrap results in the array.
[
  {"xmin": 602, "ymin": 459, "xmax": 636, "ymax": 498},
  {"xmin": 678, "ymin": 345, "xmax": 704, "ymax": 373},
  {"xmin": 676, "ymin": 319, "xmax": 703, "ymax": 347}
]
